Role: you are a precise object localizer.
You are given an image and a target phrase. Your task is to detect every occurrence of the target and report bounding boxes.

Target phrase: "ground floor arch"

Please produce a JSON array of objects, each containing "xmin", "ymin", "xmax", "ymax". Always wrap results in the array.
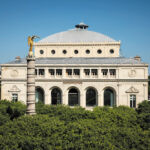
[
  {"xmin": 86, "ymin": 88, "xmax": 97, "ymax": 106},
  {"xmin": 104, "ymin": 88, "xmax": 116, "ymax": 107},
  {"xmin": 35, "ymin": 87, "xmax": 44, "ymax": 103},
  {"xmin": 68, "ymin": 88, "xmax": 80, "ymax": 106},
  {"xmin": 51, "ymin": 88, "xmax": 62, "ymax": 104}
]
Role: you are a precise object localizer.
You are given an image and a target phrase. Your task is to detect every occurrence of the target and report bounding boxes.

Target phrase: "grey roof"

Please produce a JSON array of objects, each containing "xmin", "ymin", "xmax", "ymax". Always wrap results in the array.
[
  {"xmin": 5, "ymin": 57, "xmax": 146, "ymax": 65},
  {"xmin": 38, "ymin": 28, "xmax": 116, "ymax": 43}
]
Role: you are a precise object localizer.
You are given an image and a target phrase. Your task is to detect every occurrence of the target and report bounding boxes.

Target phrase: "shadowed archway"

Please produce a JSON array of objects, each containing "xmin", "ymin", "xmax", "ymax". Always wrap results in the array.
[
  {"xmin": 35, "ymin": 87, "xmax": 44, "ymax": 103},
  {"xmin": 104, "ymin": 88, "xmax": 116, "ymax": 107},
  {"xmin": 51, "ymin": 88, "xmax": 62, "ymax": 104},
  {"xmin": 68, "ymin": 88, "xmax": 80, "ymax": 106},
  {"xmin": 86, "ymin": 88, "xmax": 97, "ymax": 106}
]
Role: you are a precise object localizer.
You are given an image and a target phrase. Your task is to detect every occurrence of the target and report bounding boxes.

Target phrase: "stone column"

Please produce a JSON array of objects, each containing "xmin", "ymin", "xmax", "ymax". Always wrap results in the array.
[{"xmin": 26, "ymin": 56, "xmax": 36, "ymax": 115}]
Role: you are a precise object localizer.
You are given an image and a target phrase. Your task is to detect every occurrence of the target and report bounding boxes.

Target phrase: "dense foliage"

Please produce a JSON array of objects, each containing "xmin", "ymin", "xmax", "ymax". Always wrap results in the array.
[{"xmin": 0, "ymin": 100, "xmax": 150, "ymax": 150}]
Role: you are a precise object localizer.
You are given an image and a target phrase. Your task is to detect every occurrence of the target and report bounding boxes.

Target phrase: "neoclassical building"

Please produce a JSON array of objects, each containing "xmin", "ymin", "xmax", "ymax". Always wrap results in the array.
[{"xmin": 0, "ymin": 23, "xmax": 148, "ymax": 108}]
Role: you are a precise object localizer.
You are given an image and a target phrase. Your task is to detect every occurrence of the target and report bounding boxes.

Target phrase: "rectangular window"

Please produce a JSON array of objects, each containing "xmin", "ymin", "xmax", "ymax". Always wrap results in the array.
[
  {"xmin": 56, "ymin": 69, "xmax": 62, "ymax": 75},
  {"xmin": 12, "ymin": 94, "xmax": 18, "ymax": 102},
  {"xmin": 39, "ymin": 69, "xmax": 45, "ymax": 76},
  {"xmin": 91, "ymin": 69, "xmax": 98, "ymax": 75},
  {"xmin": 74, "ymin": 69, "xmax": 80, "ymax": 75},
  {"xmin": 102, "ymin": 69, "xmax": 108, "ymax": 76},
  {"xmin": 130, "ymin": 95, "xmax": 136, "ymax": 108},
  {"xmin": 66, "ymin": 69, "xmax": 72, "ymax": 76},
  {"xmin": 49, "ymin": 69, "xmax": 55, "ymax": 75},
  {"xmin": 35, "ymin": 69, "xmax": 38, "ymax": 75},
  {"xmin": 84, "ymin": 69, "xmax": 90, "ymax": 76},
  {"xmin": 110, "ymin": 69, "xmax": 116, "ymax": 76}
]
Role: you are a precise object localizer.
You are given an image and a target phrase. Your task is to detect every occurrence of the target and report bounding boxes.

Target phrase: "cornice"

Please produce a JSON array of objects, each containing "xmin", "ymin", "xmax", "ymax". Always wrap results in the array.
[
  {"xmin": 34, "ymin": 41, "xmax": 121, "ymax": 46},
  {"xmin": 1, "ymin": 78, "xmax": 148, "ymax": 82},
  {"xmin": 1, "ymin": 63, "xmax": 148, "ymax": 67}
]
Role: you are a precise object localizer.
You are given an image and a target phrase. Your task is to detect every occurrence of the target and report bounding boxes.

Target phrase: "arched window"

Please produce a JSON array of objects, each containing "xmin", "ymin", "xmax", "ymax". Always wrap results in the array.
[
  {"xmin": 36, "ymin": 87, "xmax": 44, "ymax": 103},
  {"xmin": 68, "ymin": 88, "xmax": 79, "ymax": 106},
  {"xmin": 86, "ymin": 88, "xmax": 97, "ymax": 106},
  {"xmin": 51, "ymin": 88, "xmax": 62, "ymax": 104},
  {"xmin": 104, "ymin": 88, "xmax": 115, "ymax": 107}
]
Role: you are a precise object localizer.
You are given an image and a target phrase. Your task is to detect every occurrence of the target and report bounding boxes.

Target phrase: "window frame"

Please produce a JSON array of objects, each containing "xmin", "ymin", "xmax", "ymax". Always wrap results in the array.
[
  {"xmin": 130, "ymin": 94, "xmax": 136, "ymax": 108},
  {"xmin": 12, "ymin": 93, "xmax": 18, "ymax": 102}
]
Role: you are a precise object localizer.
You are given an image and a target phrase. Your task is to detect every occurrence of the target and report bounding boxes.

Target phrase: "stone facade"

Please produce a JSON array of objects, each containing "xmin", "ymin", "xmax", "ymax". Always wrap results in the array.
[{"xmin": 0, "ymin": 23, "xmax": 148, "ymax": 108}]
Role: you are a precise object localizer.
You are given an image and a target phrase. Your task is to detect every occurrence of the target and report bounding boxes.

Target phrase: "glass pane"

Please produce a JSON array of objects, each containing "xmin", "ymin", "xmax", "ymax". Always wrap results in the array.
[
  {"xmin": 104, "ymin": 89, "xmax": 115, "ymax": 107},
  {"xmin": 86, "ymin": 89, "xmax": 96, "ymax": 106},
  {"xmin": 36, "ymin": 88, "xmax": 44, "ymax": 103},
  {"xmin": 68, "ymin": 88, "xmax": 79, "ymax": 106},
  {"xmin": 51, "ymin": 88, "xmax": 61, "ymax": 104}
]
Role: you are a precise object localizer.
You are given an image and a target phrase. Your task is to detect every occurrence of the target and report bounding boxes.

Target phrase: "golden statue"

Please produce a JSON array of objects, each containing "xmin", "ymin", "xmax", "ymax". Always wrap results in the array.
[{"xmin": 28, "ymin": 35, "xmax": 39, "ymax": 56}]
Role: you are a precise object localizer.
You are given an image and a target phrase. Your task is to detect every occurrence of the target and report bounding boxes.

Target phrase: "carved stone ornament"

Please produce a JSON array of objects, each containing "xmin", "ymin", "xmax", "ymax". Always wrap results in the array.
[
  {"xmin": 125, "ymin": 86, "xmax": 139, "ymax": 93},
  {"xmin": 128, "ymin": 69, "xmax": 136, "ymax": 77},
  {"xmin": 8, "ymin": 85, "xmax": 21, "ymax": 92},
  {"xmin": 11, "ymin": 70, "xmax": 18, "ymax": 77}
]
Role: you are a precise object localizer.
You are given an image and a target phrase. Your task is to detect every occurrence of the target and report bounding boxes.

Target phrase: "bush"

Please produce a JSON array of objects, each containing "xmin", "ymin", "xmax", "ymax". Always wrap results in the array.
[
  {"xmin": 36, "ymin": 103, "xmax": 96, "ymax": 122},
  {"xmin": 0, "ymin": 101, "xmax": 150, "ymax": 149},
  {"xmin": 0, "ymin": 100, "xmax": 26, "ymax": 123},
  {"xmin": 136, "ymin": 100, "xmax": 150, "ymax": 114},
  {"xmin": 136, "ymin": 100, "xmax": 150, "ymax": 130}
]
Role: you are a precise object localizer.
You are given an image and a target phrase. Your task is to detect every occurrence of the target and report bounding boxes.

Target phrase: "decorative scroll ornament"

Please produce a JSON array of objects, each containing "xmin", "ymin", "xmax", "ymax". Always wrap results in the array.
[
  {"xmin": 28, "ymin": 35, "xmax": 39, "ymax": 56},
  {"xmin": 125, "ymin": 86, "xmax": 139, "ymax": 93},
  {"xmin": 128, "ymin": 69, "xmax": 136, "ymax": 77},
  {"xmin": 8, "ymin": 85, "xmax": 21, "ymax": 92},
  {"xmin": 11, "ymin": 70, "xmax": 18, "ymax": 77}
]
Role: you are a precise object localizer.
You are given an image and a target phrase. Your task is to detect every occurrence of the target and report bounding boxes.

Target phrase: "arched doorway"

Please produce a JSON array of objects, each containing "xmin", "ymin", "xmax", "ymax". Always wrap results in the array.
[
  {"xmin": 35, "ymin": 87, "xmax": 44, "ymax": 103},
  {"xmin": 68, "ymin": 88, "xmax": 80, "ymax": 106},
  {"xmin": 51, "ymin": 88, "xmax": 62, "ymax": 104},
  {"xmin": 86, "ymin": 88, "xmax": 97, "ymax": 106},
  {"xmin": 104, "ymin": 88, "xmax": 116, "ymax": 107}
]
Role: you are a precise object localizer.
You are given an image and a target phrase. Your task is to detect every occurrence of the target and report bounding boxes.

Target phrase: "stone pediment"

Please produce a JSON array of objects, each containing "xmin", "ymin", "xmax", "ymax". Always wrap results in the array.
[
  {"xmin": 8, "ymin": 85, "xmax": 21, "ymax": 92},
  {"xmin": 125, "ymin": 86, "xmax": 139, "ymax": 93}
]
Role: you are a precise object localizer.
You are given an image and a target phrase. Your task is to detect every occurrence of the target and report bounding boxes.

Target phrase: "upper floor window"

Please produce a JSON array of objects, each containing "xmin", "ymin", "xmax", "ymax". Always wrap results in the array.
[
  {"xmin": 12, "ymin": 94, "xmax": 18, "ymax": 102},
  {"xmin": 40, "ymin": 50, "xmax": 44, "ymax": 54},
  {"xmin": 110, "ymin": 49, "xmax": 114, "ymax": 54},
  {"xmin": 110, "ymin": 69, "xmax": 116, "ymax": 76},
  {"xmin": 49, "ymin": 69, "xmax": 55, "ymax": 75},
  {"xmin": 56, "ymin": 69, "xmax": 62, "ymax": 75},
  {"xmin": 130, "ymin": 95, "xmax": 136, "ymax": 108},
  {"xmin": 51, "ymin": 50, "xmax": 55, "ymax": 54},
  {"xmin": 74, "ymin": 50, "xmax": 78, "ymax": 54},
  {"xmin": 74, "ymin": 69, "xmax": 80, "ymax": 75},
  {"xmin": 91, "ymin": 69, "xmax": 97, "ymax": 75},
  {"xmin": 97, "ymin": 49, "xmax": 102, "ymax": 54},
  {"xmin": 66, "ymin": 69, "xmax": 72, "ymax": 75},
  {"xmin": 35, "ymin": 69, "xmax": 38, "ymax": 75},
  {"xmin": 86, "ymin": 49, "xmax": 90, "ymax": 54},
  {"xmin": 84, "ymin": 69, "xmax": 90, "ymax": 76},
  {"xmin": 39, "ymin": 69, "xmax": 45, "ymax": 76},
  {"xmin": 102, "ymin": 69, "xmax": 108, "ymax": 76}
]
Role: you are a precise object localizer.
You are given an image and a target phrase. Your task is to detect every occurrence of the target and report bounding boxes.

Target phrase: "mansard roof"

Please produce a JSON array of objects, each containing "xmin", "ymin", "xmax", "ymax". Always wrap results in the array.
[{"xmin": 4, "ymin": 57, "xmax": 147, "ymax": 65}]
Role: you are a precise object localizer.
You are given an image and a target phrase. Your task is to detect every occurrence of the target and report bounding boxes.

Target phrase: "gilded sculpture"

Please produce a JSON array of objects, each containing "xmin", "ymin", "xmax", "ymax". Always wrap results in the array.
[{"xmin": 28, "ymin": 35, "xmax": 39, "ymax": 56}]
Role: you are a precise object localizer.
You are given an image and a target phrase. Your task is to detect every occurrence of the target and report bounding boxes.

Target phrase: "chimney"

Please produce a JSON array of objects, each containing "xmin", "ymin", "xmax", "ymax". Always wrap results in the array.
[
  {"xmin": 134, "ymin": 56, "xmax": 141, "ymax": 61},
  {"xmin": 15, "ymin": 56, "xmax": 21, "ymax": 61}
]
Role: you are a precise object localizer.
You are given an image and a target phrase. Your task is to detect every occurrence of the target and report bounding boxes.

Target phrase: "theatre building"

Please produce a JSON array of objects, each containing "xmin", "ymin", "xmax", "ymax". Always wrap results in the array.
[{"xmin": 0, "ymin": 23, "xmax": 148, "ymax": 108}]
